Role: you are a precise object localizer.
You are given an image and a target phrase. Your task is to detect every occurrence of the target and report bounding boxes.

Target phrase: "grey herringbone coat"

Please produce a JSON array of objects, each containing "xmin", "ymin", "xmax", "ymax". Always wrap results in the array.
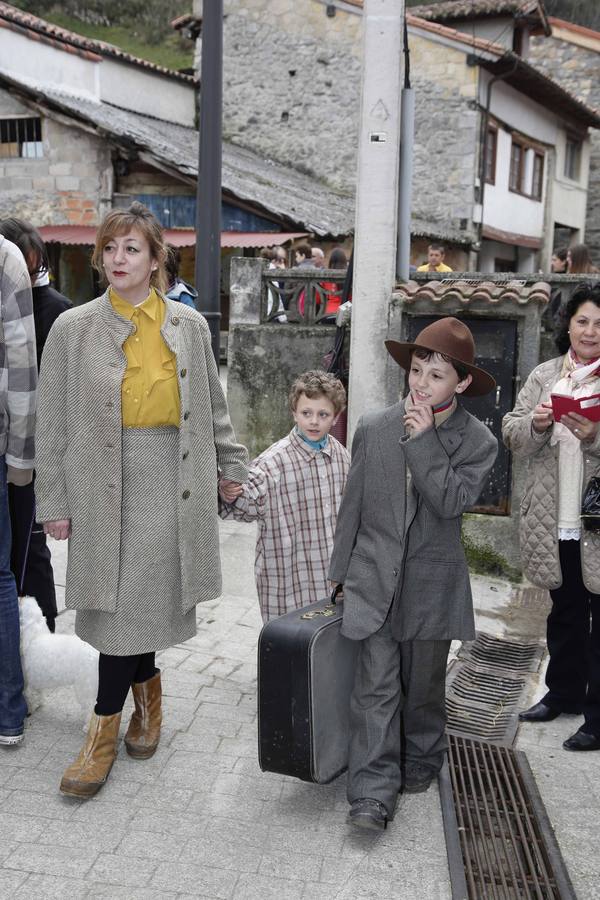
[
  {"xmin": 328, "ymin": 402, "xmax": 497, "ymax": 642},
  {"xmin": 502, "ymin": 356, "xmax": 600, "ymax": 593},
  {"xmin": 35, "ymin": 290, "xmax": 248, "ymax": 614}
]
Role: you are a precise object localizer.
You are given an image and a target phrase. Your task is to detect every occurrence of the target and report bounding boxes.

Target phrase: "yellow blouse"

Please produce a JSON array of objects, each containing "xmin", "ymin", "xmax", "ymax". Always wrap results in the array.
[{"xmin": 109, "ymin": 287, "xmax": 180, "ymax": 428}]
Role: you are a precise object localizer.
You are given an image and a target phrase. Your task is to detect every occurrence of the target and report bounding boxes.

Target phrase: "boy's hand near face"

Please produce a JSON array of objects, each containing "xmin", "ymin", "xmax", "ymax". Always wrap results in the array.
[{"xmin": 403, "ymin": 403, "xmax": 434, "ymax": 436}]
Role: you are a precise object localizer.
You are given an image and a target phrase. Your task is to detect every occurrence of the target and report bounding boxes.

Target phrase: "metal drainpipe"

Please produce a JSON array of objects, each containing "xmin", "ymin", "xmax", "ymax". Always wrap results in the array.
[
  {"xmin": 195, "ymin": 0, "xmax": 223, "ymax": 364},
  {"xmin": 476, "ymin": 56, "xmax": 519, "ymax": 270}
]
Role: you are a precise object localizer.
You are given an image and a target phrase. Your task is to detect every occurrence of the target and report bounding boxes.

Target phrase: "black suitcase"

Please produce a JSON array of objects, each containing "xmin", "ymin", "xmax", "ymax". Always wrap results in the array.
[{"xmin": 258, "ymin": 589, "xmax": 358, "ymax": 784}]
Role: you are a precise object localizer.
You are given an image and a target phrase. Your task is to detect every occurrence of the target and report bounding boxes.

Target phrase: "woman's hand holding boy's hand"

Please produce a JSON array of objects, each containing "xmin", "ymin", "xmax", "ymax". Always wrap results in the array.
[
  {"xmin": 218, "ymin": 478, "xmax": 244, "ymax": 503},
  {"xmin": 403, "ymin": 404, "xmax": 434, "ymax": 436},
  {"xmin": 532, "ymin": 402, "xmax": 553, "ymax": 433}
]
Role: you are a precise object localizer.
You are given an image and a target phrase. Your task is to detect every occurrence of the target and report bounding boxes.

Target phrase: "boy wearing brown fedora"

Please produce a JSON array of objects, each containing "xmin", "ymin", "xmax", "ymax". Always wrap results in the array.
[{"xmin": 329, "ymin": 316, "xmax": 498, "ymax": 831}]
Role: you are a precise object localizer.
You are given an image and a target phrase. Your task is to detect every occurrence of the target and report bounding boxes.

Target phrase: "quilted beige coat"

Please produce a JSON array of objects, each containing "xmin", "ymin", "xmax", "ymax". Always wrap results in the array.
[
  {"xmin": 35, "ymin": 290, "xmax": 248, "ymax": 614},
  {"xmin": 502, "ymin": 356, "xmax": 600, "ymax": 592}
]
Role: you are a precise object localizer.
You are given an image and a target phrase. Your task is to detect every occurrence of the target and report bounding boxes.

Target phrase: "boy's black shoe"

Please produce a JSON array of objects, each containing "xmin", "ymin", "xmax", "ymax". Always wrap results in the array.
[
  {"xmin": 563, "ymin": 729, "xmax": 600, "ymax": 752},
  {"xmin": 348, "ymin": 798, "xmax": 388, "ymax": 831},
  {"xmin": 518, "ymin": 701, "xmax": 561, "ymax": 722},
  {"xmin": 403, "ymin": 762, "xmax": 436, "ymax": 793}
]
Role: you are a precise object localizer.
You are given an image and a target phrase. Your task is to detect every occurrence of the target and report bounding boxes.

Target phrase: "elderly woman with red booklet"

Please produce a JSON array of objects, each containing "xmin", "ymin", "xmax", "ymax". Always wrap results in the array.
[{"xmin": 503, "ymin": 282, "xmax": 600, "ymax": 752}]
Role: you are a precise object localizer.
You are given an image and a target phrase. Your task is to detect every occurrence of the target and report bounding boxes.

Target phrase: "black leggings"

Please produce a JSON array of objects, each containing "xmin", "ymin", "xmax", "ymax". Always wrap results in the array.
[{"xmin": 95, "ymin": 652, "xmax": 157, "ymax": 716}]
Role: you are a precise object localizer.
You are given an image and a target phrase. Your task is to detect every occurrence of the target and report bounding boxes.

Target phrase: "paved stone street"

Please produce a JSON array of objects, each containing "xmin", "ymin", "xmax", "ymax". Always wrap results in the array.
[{"xmin": 1, "ymin": 524, "xmax": 598, "ymax": 899}]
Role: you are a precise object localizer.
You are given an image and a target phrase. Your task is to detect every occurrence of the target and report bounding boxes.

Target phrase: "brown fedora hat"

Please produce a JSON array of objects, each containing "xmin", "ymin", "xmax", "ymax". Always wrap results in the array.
[{"xmin": 385, "ymin": 317, "xmax": 496, "ymax": 397}]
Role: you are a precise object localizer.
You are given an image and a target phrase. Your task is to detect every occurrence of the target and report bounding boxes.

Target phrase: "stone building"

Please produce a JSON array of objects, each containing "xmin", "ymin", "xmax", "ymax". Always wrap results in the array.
[
  {"xmin": 530, "ymin": 17, "xmax": 600, "ymax": 255},
  {"xmin": 0, "ymin": 2, "xmax": 353, "ymax": 305},
  {"xmin": 187, "ymin": 0, "xmax": 599, "ymax": 270}
]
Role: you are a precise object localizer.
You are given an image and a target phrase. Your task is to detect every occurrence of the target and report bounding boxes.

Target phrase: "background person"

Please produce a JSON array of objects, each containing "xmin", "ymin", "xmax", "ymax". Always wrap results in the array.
[
  {"xmin": 0, "ymin": 218, "xmax": 71, "ymax": 633},
  {"xmin": 0, "ymin": 235, "xmax": 36, "ymax": 747},
  {"xmin": 416, "ymin": 244, "xmax": 452, "ymax": 273},
  {"xmin": 165, "ymin": 245, "xmax": 197, "ymax": 309},
  {"xmin": 35, "ymin": 202, "xmax": 247, "ymax": 797},
  {"xmin": 311, "ymin": 247, "xmax": 325, "ymax": 268},
  {"xmin": 320, "ymin": 247, "xmax": 348, "ymax": 318},
  {"xmin": 503, "ymin": 282, "xmax": 600, "ymax": 752},
  {"xmin": 551, "ymin": 247, "xmax": 568, "ymax": 274}
]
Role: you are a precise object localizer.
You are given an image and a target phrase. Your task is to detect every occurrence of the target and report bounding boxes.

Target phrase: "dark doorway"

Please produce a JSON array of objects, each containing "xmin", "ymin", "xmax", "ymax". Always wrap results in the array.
[{"xmin": 405, "ymin": 316, "xmax": 518, "ymax": 515}]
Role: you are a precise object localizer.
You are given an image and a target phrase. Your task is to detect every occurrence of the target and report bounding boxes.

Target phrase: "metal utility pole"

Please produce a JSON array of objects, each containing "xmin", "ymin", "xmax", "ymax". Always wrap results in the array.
[
  {"xmin": 195, "ymin": 0, "xmax": 223, "ymax": 364},
  {"xmin": 347, "ymin": 0, "xmax": 405, "ymax": 439}
]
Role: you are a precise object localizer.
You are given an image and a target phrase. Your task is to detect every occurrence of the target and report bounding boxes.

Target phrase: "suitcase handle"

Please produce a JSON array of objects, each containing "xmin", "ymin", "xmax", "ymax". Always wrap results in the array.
[{"xmin": 330, "ymin": 584, "xmax": 343, "ymax": 605}]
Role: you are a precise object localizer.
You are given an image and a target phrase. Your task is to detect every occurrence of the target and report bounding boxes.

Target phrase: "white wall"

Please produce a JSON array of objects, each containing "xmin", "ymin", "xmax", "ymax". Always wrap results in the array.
[
  {"xmin": 451, "ymin": 16, "xmax": 515, "ymax": 51},
  {"xmin": 483, "ymin": 127, "xmax": 546, "ymax": 238},
  {"xmin": 101, "ymin": 61, "xmax": 195, "ymax": 127},
  {"xmin": 0, "ymin": 27, "xmax": 97, "ymax": 98},
  {"xmin": 0, "ymin": 26, "xmax": 195, "ymax": 126},
  {"xmin": 551, "ymin": 129, "xmax": 591, "ymax": 233}
]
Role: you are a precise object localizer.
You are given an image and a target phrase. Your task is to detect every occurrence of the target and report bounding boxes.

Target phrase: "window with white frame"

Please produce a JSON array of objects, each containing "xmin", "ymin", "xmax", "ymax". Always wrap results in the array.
[{"xmin": 0, "ymin": 117, "xmax": 43, "ymax": 159}]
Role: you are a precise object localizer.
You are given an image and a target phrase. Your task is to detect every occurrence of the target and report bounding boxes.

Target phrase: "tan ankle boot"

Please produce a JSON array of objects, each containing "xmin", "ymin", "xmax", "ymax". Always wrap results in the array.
[
  {"xmin": 124, "ymin": 671, "xmax": 162, "ymax": 759},
  {"xmin": 60, "ymin": 712, "xmax": 121, "ymax": 798}
]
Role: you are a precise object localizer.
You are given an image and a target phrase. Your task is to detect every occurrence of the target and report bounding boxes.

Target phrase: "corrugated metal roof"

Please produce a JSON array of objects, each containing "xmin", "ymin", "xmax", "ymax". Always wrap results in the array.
[{"xmin": 38, "ymin": 225, "xmax": 307, "ymax": 248}]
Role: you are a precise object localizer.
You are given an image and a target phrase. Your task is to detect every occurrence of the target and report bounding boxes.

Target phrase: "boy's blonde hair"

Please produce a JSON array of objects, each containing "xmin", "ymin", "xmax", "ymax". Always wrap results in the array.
[
  {"xmin": 92, "ymin": 201, "xmax": 167, "ymax": 293},
  {"xmin": 289, "ymin": 370, "xmax": 346, "ymax": 416}
]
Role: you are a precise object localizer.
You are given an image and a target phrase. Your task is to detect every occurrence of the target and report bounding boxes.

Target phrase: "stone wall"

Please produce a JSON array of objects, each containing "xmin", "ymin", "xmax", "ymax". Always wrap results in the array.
[
  {"xmin": 202, "ymin": 0, "xmax": 479, "ymax": 245},
  {"xmin": 529, "ymin": 34, "xmax": 600, "ymax": 255},
  {"xmin": 0, "ymin": 89, "xmax": 112, "ymax": 225}
]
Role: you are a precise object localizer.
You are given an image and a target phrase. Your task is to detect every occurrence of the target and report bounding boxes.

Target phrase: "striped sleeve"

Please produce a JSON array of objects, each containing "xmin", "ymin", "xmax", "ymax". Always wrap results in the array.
[{"xmin": 1, "ymin": 245, "xmax": 37, "ymax": 469}]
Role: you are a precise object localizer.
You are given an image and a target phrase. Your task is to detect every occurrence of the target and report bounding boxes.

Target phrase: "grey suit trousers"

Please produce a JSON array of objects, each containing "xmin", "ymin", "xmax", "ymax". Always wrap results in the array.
[{"xmin": 346, "ymin": 614, "xmax": 450, "ymax": 816}]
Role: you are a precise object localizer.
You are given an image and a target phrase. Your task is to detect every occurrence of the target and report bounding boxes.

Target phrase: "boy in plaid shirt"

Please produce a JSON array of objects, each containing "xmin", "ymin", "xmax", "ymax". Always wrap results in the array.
[{"xmin": 220, "ymin": 371, "xmax": 350, "ymax": 620}]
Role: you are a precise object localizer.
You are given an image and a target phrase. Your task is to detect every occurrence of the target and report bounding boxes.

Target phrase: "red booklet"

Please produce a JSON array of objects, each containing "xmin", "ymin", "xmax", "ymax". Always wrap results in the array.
[{"xmin": 551, "ymin": 392, "xmax": 600, "ymax": 422}]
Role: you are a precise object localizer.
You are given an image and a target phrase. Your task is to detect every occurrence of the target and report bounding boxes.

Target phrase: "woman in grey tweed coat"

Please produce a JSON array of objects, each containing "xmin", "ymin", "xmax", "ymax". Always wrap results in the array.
[{"xmin": 35, "ymin": 203, "xmax": 248, "ymax": 798}]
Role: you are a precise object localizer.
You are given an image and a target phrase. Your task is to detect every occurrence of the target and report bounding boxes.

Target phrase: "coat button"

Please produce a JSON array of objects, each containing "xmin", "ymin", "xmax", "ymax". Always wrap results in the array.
[
  {"xmin": 180, "ymin": 368, "xmax": 187, "ymax": 377},
  {"xmin": 182, "ymin": 489, "xmax": 190, "ymax": 499},
  {"xmin": 172, "ymin": 316, "xmax": 180, "ymax": 325},
  {"xmin": 105, "ymin": 401, "xmax": 114, "ymax": 408},
  {"xmin": 182, "ymin": 451, "xmax": 189, "ymax": 460},
  {"xmin": 393, "ymin": 568, "xmax": 399, "ymax": 577},
  {"xmin": 183, "ymin": 411, "xmax": 190, "ymax": 421}
]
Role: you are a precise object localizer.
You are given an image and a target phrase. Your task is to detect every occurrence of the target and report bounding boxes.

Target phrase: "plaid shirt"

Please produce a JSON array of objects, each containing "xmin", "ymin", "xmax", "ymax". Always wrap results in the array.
[
  {"xmin": 0, "ymin": 237, "xmax": 36, "ymax": 469},
  {"xmin": 221, "ymin": 428, "xmax": 350, "ymax": 620}
]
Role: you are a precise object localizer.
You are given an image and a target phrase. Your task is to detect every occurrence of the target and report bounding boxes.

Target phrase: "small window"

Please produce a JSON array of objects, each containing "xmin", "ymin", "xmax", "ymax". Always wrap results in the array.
[
  {"xmin": 0, "ymin": 117, "xmax": 43, "ymax": 159},
  {"xmin": 532, "ymin": 152, "xmax": 544, "ymax": 201},
  {"xmin": 509, "ymin": 140, "xmax": 524, "ymax": 193},
  {"xmin": 484, "ymin": 126, "xmax": 497, "ymax": 185},
  {"xmin": 564, "ymin": 136, "xmax": 582, "ymax": 181}
]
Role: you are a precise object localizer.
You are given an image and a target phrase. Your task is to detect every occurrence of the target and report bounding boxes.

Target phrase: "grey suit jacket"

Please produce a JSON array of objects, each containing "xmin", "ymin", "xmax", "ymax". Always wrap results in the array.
[{"xmin": 328, "ymin": 401, "xmax": 497, "ymax": 641}]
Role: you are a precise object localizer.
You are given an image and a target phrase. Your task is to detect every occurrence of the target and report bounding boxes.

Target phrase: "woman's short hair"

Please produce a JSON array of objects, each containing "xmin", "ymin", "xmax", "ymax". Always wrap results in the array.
[
  {"xmin": 288, "ymin": 370, "xmax": 347, "ymax": 416},
  {"xmin": 92, "ymin": 202, "xmax": 167, "ymax": 293},
  {"xmin": 0, "ymin": 217, "xmax": 49, "ymax": 279},
  {"xmin": 553, "ymin": 247, "xmax": 568, "ymax": 263},
  {"xmin": 555, "ymin": 281, "xmax": 600, "ymax": 354},
  {"xmin": 295, "ymin": 243, "xmax": 312, "ymax": 260}
]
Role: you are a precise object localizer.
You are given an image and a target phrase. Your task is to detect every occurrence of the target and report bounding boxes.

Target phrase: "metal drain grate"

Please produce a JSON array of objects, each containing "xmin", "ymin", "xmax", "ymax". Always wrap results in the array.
[
  {"xmin": 446, "ymin": 632, "xmax": 545, "ymax": 744},
  {"xmin": 446, "ymin": 662, "xmax": 526, "ymax": 743},
  {"xmin": 440, "ymin": 735, "xmax": 576, "ymax": 900},
  {"xmin": 459, "ymin": 633, "xmax": 545, "ymax": 675}
]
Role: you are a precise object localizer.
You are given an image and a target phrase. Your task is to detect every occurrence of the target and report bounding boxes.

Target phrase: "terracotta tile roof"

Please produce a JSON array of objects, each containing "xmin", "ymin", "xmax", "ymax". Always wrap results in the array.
[
  {"xmin": 343, "ymin": 0, "xmax": 549, "ymax": 27},
  {"xmin": 0, "ymin": 1, "xmax": 193, "ymax": 82},
  {"xmin": 395, "ymin": 279, "xmax": 550, "ymax": 306}
]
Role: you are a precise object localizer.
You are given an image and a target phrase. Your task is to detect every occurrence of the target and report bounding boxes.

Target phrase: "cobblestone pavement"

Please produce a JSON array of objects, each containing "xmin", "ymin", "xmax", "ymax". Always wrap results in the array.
[{"xmin": 0, "ymin": 521, "xmax": 452, "ymax": 900}]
